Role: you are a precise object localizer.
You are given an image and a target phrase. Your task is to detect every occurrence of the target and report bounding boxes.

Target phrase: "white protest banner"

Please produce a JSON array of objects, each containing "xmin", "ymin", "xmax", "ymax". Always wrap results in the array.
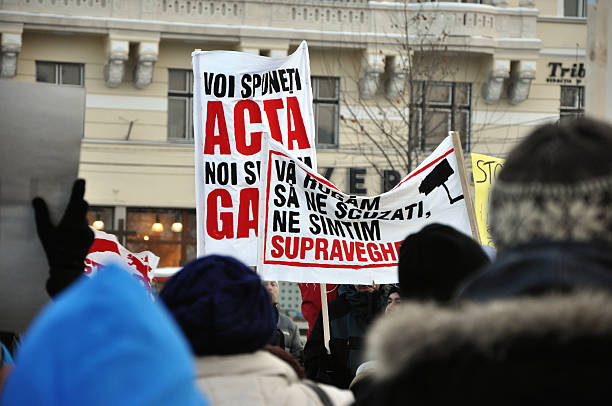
[
  {"xmin": 257, "ymin": 136, "xmax": 473, "ymax": 284},
  {"xmin": 85, "ymin": 228, "xmax": 160, "ymax": 292},
  {"xmin": 193, "ymin": 42, "xmax": 317, "ymax": 266}
]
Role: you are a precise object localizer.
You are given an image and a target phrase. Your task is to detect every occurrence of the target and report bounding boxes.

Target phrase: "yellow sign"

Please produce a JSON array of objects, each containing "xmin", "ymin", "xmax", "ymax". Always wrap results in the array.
[{"xmin": 471, "ymin": 153, "xmax": 504, "ymax": 247}]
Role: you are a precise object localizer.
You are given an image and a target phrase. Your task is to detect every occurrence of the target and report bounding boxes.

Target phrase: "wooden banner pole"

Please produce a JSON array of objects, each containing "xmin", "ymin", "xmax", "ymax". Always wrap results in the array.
[
  {"xmin": 450, "ymin": 131, "xmax": 482, "ymax": 244},
  {"xmin": 319, "ymin": 283, "xmax": 331, "ymax": 354}
]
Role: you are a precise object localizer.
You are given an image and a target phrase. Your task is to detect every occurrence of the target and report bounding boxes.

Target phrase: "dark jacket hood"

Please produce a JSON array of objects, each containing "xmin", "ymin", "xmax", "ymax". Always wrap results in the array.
[{"xmin": 456, "ymin": 241, "xmax": 612, "ymax": 301}]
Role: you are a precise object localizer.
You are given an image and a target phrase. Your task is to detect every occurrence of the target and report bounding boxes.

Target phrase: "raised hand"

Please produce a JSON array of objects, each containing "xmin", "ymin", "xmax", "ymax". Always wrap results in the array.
[{"xmin": 32, "ymin": 179, "xmax": 95, "ymax": 297}]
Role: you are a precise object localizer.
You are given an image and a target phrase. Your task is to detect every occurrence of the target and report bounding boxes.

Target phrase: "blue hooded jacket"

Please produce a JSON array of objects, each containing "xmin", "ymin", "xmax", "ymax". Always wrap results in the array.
[{"xmin": 0, "ymin": 262, "xmax": 208, "ymax": 406}]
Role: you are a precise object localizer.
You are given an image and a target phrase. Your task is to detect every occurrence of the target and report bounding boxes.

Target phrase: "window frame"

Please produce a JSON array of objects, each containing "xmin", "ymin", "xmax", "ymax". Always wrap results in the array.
[
  {"xmin": 411, "ymin": 81, "xmax": 472, "ymax": 152},
  {"xmin": 560, "ymin": 85, "xmax": 585, "ymax": 120},
  {"xmin": 563, "ymin": 0, "xmax": 587, "ymax": 17},
  {"xmin": 312, "ymin": 76, "xmax": 340, "ymax": 148},
  {"xmin": 167, "ymin": 69, "xmax": 194, "ymax": 142},
  {"xmin": 86, "ymin": 206, "xmax": 115, "ymax": 232},
  {"xmin": 35, "ymin": 61, "xmax": 84, "ymax": 87}
]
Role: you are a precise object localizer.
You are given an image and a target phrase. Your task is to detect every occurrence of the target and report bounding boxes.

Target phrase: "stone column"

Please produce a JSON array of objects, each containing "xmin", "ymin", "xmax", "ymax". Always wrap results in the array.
[
  {"xmin": 481, "ymin": 59, "xmax": 510, "ymax": 104},
  {"xmin": 104, "ymin": 36, "xmax": 129, "ymax": 88},
  {"xmin": 134, "ymin": 41, "xmax": 159, "ymax": 89},
  {"xmin": 359, "ymin": 51, "xmax": 385, "ymax": 99},
  {"xmin": 508, "ymin": 60, "xmax": 536, "ymax": 105},
  {"xmin": 0, "ymin": 26, "xmax": 22, "ymax": 79},
  {"xmin": 385, "ymin": 55, "xmax": 409, "ymax": 100}
]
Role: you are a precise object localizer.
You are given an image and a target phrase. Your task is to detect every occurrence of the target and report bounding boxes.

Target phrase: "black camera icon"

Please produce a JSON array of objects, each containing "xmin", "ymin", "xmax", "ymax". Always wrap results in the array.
[{"xmin": 418, "ymin": 159, "xmax": 464, "ymax": 205}]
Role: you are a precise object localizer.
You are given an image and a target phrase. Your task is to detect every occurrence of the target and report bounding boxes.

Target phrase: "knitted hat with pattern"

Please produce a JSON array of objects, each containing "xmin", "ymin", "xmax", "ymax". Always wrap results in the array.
[{"xmin": 489, "ymin": 118, "xmax": 612, "ymax": 252}]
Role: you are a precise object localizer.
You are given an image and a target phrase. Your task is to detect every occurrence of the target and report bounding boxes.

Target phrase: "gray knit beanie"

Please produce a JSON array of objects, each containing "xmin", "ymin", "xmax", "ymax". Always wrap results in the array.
[{"xmin": 489, "ymin": 117, "xmax": 612, "ymax": 252}]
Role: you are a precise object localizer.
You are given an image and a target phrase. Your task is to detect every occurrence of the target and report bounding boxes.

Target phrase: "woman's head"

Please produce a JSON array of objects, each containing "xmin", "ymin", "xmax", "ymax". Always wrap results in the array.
[{"xmin": 160, "ymin": 255, "xmax": 277, "ymax": 356}]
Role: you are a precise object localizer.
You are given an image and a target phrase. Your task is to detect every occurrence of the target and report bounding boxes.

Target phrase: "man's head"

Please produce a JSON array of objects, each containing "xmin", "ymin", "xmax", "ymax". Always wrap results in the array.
[
  {"xmin": 385, "ymin": 286, "xmax": 401, "ymax": 314},
  {"xmin": 263, "ymin": 281, "xmax": 279, "ymax": 303},
  {"xmin": 489, "ymin": 117, "xmax": 612, "ymax": 251},
  {"xmin": 398, "ymin": 223, "xmax": 489, "ymax": 302}
]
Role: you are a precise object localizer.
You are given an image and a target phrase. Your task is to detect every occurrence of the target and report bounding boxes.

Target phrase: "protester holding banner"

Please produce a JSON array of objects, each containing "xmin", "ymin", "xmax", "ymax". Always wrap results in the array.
[
  {"xmin": 299, "ymin": 283, "xmax": 338, "ymax": 337},
  {"xmin": 457, "ymin": 117, "xmax": 612, "ymax": 300},
  {"xmin": 159, "ymin": 255, "xmax": 353, "ymax": 406},
  {"xmin": 303, "ymin": 284, "xmax": 384, "ymax": 390}
]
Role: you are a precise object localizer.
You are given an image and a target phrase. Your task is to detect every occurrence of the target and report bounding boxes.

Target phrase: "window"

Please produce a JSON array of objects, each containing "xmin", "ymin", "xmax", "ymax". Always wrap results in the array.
[
  {"xmin": 36, "ymin": 61, "xmax": 84, "ymax": 86},
  {"xmin": 560, "ymin": 86, "xmax": 585, "ymax": 121},
  {"xmin": 411, "ymin": 81, "xmax": 471, "ymax": 152},
  {"xmin": 168, "ymin": 69, "xmax": 194, "ymax": 141},
  {"xmin": 564, "ymin": 0, "xmax": 587, "ymax": 17},
  {"xmin": 86, "ymin": 207, "xmax": 114, "ymax": 232},
  {"xmin": 312, "ymin": 76, "xmax": 340, "ymax": 147},
  {"xmin": 126, "ymin": 208, "xmax": 197, "ymax": 268}
]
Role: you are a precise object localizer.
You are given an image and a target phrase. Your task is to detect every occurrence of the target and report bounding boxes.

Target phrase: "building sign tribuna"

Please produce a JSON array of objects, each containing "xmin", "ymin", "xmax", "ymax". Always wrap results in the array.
[{"xmin": 546, "ymin": 62, "xmax": 585, "ymax": 84}]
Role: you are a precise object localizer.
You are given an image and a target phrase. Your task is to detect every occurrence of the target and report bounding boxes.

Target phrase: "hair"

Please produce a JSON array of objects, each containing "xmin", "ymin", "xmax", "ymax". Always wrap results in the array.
[
  {"xmin": 386, "ymin": 285, "xmax": 400, "ymax": 299},
  {"xmin": 265, "ymin": 345, "xmax": 305, "ymax": 379}
]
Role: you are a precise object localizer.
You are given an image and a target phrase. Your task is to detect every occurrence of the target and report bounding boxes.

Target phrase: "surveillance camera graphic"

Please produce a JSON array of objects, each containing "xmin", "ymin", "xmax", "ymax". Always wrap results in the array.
[{"xmin": 418, "ymin": 159, "xmax": 464, "ymax": 205}]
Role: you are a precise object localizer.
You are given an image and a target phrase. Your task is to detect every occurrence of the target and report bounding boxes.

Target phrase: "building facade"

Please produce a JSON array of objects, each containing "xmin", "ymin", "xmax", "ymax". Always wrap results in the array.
[{"xmin": 1, "ymin": 0, "xmax": 588, "ymax": 279}]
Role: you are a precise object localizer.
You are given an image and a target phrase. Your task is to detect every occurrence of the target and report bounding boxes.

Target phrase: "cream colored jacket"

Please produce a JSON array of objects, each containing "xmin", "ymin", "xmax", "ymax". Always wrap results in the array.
[{"xmin": 196, "ymin": 350, "xmax": 354, "ymax": 406}]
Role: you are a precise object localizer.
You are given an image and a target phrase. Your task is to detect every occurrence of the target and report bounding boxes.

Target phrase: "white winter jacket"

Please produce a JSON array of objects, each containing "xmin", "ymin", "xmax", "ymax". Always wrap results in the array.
[{"xmin": 196, "ymin": 350, "xmax": 354, "ymax": 406}]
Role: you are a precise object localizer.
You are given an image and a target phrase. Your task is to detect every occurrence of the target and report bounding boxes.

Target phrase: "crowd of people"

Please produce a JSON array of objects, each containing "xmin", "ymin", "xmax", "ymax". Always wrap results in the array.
[{"xmin": 1, "ymin": 117, "xmax": 612, "ymax": 404}]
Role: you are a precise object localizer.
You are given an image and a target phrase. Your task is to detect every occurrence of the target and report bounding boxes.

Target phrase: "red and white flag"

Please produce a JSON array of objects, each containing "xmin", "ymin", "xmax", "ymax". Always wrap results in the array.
[{"xmin": 84, "ymin": 228, "xmax": 160, "ymax": 291}]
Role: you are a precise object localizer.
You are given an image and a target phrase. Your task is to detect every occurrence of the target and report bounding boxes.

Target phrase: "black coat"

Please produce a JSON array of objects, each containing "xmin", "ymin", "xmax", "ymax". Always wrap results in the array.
[{"xmin": 304, "ymin": 285, "xmax": 383, "ymax": 389}]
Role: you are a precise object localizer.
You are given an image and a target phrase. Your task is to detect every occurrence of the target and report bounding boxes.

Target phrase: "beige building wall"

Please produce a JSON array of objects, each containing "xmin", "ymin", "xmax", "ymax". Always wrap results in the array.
[{"xmin": 1, "ymin": 0, "xmax": 588, "ymax": 207}]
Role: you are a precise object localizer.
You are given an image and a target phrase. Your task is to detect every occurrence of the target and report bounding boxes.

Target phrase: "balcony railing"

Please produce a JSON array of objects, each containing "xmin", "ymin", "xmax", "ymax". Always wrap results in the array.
[{"xmin": 1, "ymin": 0, "xmax": 539, "ymax": 52}]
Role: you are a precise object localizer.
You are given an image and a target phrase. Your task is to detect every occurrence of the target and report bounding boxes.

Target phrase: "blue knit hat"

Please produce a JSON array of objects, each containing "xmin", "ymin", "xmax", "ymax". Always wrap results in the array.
[{"xmin": 159, "ymin": 255, "xmax": 276, "ymax": 356}]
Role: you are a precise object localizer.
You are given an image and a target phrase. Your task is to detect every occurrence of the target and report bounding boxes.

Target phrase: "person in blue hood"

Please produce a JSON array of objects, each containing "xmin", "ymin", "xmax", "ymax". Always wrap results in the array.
[{"xmin": 0, "ymin": 263, "xmax": 208, "ymax": 406}]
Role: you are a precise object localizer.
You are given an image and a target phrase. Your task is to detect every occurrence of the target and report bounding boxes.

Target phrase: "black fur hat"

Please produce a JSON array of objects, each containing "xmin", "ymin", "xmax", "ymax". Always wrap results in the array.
[{"xmin": 398, "ymin": 223, "xmax": 489, "ymax": 302}]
